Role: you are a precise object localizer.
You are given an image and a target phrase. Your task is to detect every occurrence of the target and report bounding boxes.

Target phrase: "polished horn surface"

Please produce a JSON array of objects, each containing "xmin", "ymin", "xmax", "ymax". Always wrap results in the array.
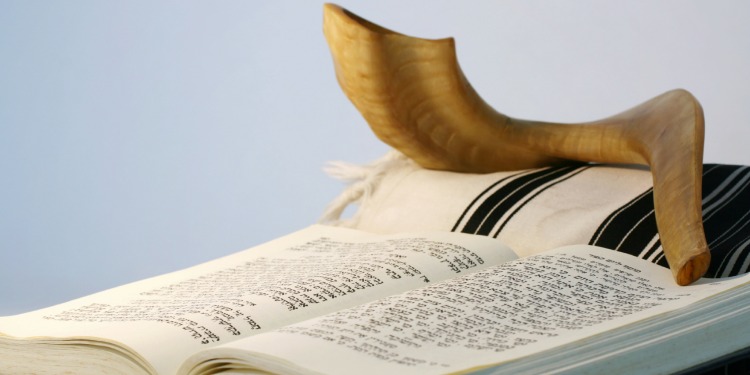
[{"xmin": 323, "ymin": 4, "xmax": 709, "ymax": 285}]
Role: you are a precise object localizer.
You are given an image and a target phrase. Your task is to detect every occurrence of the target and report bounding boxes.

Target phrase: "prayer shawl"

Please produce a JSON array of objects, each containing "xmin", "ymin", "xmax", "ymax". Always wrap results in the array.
[{"xmin": 322, "ymin": 151, "xmax": 750, "ymax": 278}]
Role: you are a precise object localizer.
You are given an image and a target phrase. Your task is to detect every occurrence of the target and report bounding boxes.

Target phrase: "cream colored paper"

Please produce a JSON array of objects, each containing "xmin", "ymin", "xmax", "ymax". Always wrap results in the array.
[
  {"xmin": 183, "ymin": 246, "xmax": 750, "ymax": 375},
  {"xmin": 0, "ymin": 225, "xmax": 515, "ymax": 375}
]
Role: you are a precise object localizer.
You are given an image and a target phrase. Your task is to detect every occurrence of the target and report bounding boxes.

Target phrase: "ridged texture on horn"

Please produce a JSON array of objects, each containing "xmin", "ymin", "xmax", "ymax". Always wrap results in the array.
[
  {"xmin": 323, "ymin": 4, "xmax": 564, "ymax": 173},
  {"xmin": 322, "ymin": 4, "xmax": 708, "ymax": 285}
]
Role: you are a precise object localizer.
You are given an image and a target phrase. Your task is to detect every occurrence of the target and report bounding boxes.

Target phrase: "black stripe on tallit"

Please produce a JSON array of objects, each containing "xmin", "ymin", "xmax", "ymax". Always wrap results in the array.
[
  {"xmin": 459, "ymin": 166, "xmax": 581, "ymax": 236},
  {"xmin": 725, "ymin": 236, "xmax": 750, "ymax": 277},
  {"xmin": 588, "ymin": 188, "xmax": 655, "ymax": 251},
  {"xmin": 451, "ymin": 170, "xmax": 530, "ymax": 232},
  {"xmin": 703, "ymin": 166, "xmax": 750, "ymax": 248},
  {"xmin": 588, "ymin": 164, "xmax": 750, "ymax": 277},
  {"xmin": 491, "ymin": 166, "xmax": 591, "ymax": 238},
  {"xmin": 702, "ymin": 166, "xmax": 750, "ymax": 277},
  {"xmin": 699, "ymin": 164, "xmax": 731, "ymax": 203},
  {"xmin": 642, "ymin": 239, "xmax": 664, "ymax": 265},
  {"xmin": 612, "ymin": 210, "xmax": 660, "ymax": 257}
]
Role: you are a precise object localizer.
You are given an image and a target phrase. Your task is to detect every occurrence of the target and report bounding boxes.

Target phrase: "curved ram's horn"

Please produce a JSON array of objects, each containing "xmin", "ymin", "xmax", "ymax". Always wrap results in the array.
[{"xmin": 323, "ymin": 4, "xmax": 709, "ymax": 285}]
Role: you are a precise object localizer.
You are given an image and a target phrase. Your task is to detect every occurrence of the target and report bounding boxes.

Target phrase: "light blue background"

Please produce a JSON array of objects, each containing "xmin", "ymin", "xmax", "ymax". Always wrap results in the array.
[{"xmin": 2, "ymin": 1, "xmax": 749, "ymax": 315}]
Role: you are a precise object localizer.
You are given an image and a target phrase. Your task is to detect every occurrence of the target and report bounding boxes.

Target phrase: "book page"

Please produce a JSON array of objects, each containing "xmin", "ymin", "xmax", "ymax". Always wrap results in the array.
[
  {"xmin": 0, "ymin": 225, "xmax": 515, "ymax": 375},
  {"xmin": 184, "ymin": 246, "xmax": 750, "ymax": 375}
]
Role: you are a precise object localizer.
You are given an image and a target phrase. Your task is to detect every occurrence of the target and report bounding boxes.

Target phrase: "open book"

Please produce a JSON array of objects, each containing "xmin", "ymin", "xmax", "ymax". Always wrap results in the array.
[{"xmin": 2, "ymin": 225, "xmax": 750, "ymax": 375}]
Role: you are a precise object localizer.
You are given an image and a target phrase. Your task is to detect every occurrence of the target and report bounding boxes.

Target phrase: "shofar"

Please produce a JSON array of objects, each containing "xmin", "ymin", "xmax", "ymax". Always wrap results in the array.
[{"xmin": 322, "ymin": 4, "xmax": 709, "ymax": 285}]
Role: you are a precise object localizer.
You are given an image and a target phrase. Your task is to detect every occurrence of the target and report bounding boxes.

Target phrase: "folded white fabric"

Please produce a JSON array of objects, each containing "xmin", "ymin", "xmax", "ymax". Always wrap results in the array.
[
  {"xmin": 322, "ymin": 151, "xmax": 652, "ymax": 258},
  {"xmin": 322, "ymin": 151, "xmax": 750, "ymax": 278}
]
